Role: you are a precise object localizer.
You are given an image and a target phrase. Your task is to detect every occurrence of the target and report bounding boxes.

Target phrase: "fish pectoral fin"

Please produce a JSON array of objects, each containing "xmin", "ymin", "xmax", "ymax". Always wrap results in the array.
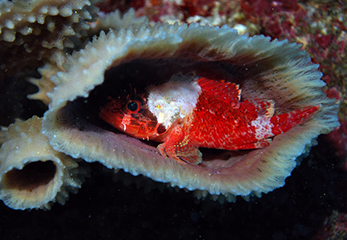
[
  {"xmin": 158, "ymin": 143, "xmax": 202, "ymax": 165},
  {"xmin": 157, "ymin": 126, "xmax": 202, "ymax": 165}
]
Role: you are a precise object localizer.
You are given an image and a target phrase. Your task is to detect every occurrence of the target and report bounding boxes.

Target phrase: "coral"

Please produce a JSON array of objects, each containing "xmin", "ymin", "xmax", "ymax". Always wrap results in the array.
[
  {"xmin": 88, "ymin": 8, "xmax": 148, "ymax": 36},
  {"xmin": 327, "ymin": 119, "xmax": 347, "ymax": 169},
  {"xmin": 0, "ymin": 0, "xmax": 99, "ymax": 80},
  {"xmin": 27, "ymin": 51, "xmax": 66, "ymax": 105},
  {"xmin": 0, "ymin": 0, "xmax": 342, "ymax": 213},
  {"xmin": 313, "ymin": 210, "xmax": 347, "ymax": 240},
  {"xmin": 42, "ymin": 20, "xmax": 338, "ymax": 201},
  {"xmin": 0, "ymin": 116, "xmax": 84, "ymax": 210},
  {"xmin": 96, "ymin": 0, "xmax": 145, "ymax": 13},
  {"xmin": 174, "ymin": 0, "xmax": 216, "ymax": 21}
]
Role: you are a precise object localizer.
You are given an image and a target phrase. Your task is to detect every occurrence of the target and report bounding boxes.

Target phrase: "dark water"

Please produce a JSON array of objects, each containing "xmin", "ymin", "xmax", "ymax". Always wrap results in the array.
[
  {"xmin": 0, "ymin": 135, "xmax": 345, "ymax": 240},
  {"xmin": 0, "ymin": 1, "xmax": 346, "ymax": 239}
]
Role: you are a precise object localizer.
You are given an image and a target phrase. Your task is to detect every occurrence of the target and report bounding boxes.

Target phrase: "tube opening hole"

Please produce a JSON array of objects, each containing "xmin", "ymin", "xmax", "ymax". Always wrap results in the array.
[{"xmin": 3, "ymin": 161, "xmax": 57, "ymax": 191}]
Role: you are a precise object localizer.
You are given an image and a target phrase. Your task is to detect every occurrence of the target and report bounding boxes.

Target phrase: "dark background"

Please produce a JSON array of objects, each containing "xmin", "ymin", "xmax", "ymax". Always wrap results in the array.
[{"xmin": 0, "ymin": 136, "xmax": 345, "ymax": 240}]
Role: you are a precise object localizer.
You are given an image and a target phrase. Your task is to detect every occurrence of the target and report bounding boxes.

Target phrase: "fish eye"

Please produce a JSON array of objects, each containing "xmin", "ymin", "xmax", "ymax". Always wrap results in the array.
[{"xmin": 127, "ymin": 101, "xmax": 140, "ymax": 112}]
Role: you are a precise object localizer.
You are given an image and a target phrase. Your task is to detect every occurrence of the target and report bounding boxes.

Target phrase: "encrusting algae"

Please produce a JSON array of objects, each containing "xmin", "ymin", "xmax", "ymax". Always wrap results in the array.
[{"xmin": 0, "ymin": 5, "xmax": 341, "ymax": 209}]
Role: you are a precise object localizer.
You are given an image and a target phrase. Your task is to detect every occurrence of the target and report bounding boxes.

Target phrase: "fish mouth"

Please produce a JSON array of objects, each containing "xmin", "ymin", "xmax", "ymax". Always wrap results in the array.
[
  {"xmin": 41, "ymin": 24, "xmax": 336, "ymax": 200},
  {"xmin": 98, "ymin": 107, "xmax": 125, "ymax": 132},
  {"xmin": 55, "ymin": 59, "xmax": 271, "ymax": 167},
  {"xmin": 59, "ymin": 96, "xmax": 250, "ymax": 166},
  {"xmin": 43, "ymin": 53, "xmax": 334, "ymax": 201}
]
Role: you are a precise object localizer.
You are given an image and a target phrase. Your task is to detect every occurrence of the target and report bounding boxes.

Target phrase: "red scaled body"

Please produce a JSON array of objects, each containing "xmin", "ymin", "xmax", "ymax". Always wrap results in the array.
[{"xmin": 99, "ymin": 77, "xmax": 320, "ymax": 165}]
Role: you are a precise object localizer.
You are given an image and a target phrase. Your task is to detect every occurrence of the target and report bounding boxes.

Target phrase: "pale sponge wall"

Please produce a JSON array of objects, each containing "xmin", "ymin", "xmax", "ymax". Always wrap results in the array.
[{"xmin": 0, "ymin": 116, "xmax": 83, "ymax": 210}]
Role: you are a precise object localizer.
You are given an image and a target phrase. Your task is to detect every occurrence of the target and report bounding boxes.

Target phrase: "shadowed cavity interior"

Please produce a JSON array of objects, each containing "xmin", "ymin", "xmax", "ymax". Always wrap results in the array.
[
  {"xmin": 56, "ymin": 58, "xmax": 288, "ymax": 165},
  {"xmin": 3, "ymin": 161, "xmax": 57, "ymax": 191}
]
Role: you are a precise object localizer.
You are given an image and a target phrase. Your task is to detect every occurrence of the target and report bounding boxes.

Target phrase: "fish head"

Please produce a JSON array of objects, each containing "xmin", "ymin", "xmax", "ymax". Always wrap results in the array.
[{"xmin": 99, "ymin": 93, "xmax": 167, "ymax": 140}]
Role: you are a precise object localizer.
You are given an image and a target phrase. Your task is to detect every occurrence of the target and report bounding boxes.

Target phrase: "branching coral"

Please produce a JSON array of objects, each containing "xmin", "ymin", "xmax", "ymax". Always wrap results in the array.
[{"xmin": 0, "ymin": 0, "xmax": 99, "ymax": 80}]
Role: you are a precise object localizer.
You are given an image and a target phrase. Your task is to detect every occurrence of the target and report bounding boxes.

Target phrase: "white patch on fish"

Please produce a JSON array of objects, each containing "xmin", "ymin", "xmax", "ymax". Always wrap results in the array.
[
  {"xmin": 251, "ymin": 117, "xmax": 274, "ymax": 140},
  {"xmin": 147, "ymin": 76, "xmax": 201, "ymax": 128}
]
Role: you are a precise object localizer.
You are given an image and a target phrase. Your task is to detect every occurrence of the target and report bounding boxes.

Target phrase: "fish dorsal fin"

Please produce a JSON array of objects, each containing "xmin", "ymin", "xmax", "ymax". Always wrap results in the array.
[
  {"xmin": 241, "ymin": 99, "xmax": 275, "ymax": 118},
  {"xmin": 196, "ymin": 77, "xmax": 241, "ymax": 107}
]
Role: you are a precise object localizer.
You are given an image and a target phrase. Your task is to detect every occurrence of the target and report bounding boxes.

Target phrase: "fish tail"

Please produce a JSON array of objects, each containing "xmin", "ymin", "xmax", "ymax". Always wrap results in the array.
[{"xmin": 270, "ymin": 105, "xmax": 321, "ymax": 135}]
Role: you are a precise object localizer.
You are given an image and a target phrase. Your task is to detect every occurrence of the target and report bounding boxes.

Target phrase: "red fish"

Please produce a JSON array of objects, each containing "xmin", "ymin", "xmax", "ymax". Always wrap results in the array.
[{"xmin": 99, "ymin": 76, "xmax": 320, "ymax": 165}]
